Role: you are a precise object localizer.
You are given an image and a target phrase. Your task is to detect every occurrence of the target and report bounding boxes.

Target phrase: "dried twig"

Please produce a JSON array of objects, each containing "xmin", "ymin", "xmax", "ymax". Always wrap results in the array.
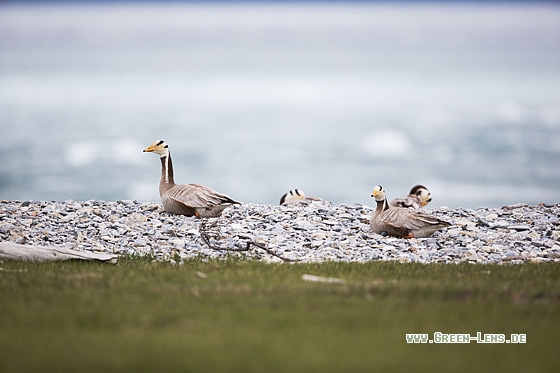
[
  {"xmin": 241, "ymin": 240, "xmax": 295, "ymax": 262},
  {"xmin": 198, "ymin": 218, "xmax": 295, "ymax": 262}
]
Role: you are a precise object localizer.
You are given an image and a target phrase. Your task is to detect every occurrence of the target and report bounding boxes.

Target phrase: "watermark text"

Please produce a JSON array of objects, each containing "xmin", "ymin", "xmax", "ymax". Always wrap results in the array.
[{"xmin": 406, "ymin": 332, "xmax": 526, "ymax": 344}]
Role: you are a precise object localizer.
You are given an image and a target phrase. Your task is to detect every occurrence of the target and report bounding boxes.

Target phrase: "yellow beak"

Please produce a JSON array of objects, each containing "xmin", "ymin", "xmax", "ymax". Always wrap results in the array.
[{"xmin": 143, "ymin": 146, "xmax": 155, "ymax": 153}]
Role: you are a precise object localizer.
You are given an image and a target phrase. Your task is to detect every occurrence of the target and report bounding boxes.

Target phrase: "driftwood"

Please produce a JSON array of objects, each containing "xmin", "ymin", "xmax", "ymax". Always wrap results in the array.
[{"xmin": 0, "ymin": 242, "xmax": 118, "ymax": 263}]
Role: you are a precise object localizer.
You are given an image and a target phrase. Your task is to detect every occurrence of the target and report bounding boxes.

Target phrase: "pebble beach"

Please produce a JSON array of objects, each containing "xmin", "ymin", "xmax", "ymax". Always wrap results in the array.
[{"xmin": 1, "ymin": 200, "xmax": 559, "ymax": 264}]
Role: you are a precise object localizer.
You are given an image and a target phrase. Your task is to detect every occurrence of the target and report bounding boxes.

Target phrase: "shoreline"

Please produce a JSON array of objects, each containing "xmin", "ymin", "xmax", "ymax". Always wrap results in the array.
[{"xmin": 1, "ymin": 200, "xmax": 559, "ymax": 264}]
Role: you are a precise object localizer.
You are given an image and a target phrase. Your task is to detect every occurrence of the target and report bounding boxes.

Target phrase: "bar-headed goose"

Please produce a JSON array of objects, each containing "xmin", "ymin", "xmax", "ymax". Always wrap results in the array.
[
  {"xmin": 370, "ymin": 185, "xmax": 449, "ymax": 238},
  {"xmin": 390, "ymin": 185, "xmax": 432, "ymax": 209},
  {"xmin": 143, "ymin": 140, "xmax": 239, "ymax": 218},
  {"xmin": 279, "ymin": 189, "xmax": 326, "ymax": 206}
]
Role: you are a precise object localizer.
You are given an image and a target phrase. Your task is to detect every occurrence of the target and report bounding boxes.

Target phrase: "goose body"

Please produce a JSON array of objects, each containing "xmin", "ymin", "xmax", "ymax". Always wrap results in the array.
[
  {"xmin": 390, "ymin": 185, "xmax": 432, "ymax": 209},
  {"xmin": 280, "ymin": 189, "xmax": 325, "ymax": 206},
  {"xmin": 370, "ymin": 185, "xmax": 449, "ymax": 238},
  {"xmin": 144, "ymin": 140, "xmax": 239, "ymax": 218}
]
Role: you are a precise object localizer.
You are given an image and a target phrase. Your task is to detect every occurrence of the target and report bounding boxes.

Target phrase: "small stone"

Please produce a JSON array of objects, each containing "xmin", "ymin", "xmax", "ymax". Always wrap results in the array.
[
  {"xmin": 461, "ymin": 249, "xmax": 478, "ymax": 262},
  {"xmin": 491, "ymin": 220, "xmax": 510, "ymax": 228},
  {"xmin": 456, "ymin": 218, "xmax": 476, "ymax": 226},
  {"xmin": 312, "ymin": 232, "xmax": 327, "ymax": 240},
  {"xmin": 169, "ymin": 239, "xmax": 186, "ymax": 247},
  {"xmin": 195, "ymin": 271, "xmax": 208, "ymax": 279},
  {"xmin": 503, "ymin": 203, "xmax": 529, "ymax": 210},
  {"xmin": 508, "ymin": 225, "xmax": 531, "ymax": 231},
  {"xmin": 526, "ymin": 231, "xmax": 541, "ymax": 240},
  {"xmin": 482, "ymin": 245, "xmax": 495, "ymax": 252}
]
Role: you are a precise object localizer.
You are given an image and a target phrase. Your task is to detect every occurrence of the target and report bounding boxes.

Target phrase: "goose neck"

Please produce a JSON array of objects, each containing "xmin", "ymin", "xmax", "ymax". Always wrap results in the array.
[
  {"xmin": 160, "ymin": 153, "xmax": 175, "ymax": 186},
  {"xmin": 375, "ymin": 197, "xmax": 388, "ymax": 215}
]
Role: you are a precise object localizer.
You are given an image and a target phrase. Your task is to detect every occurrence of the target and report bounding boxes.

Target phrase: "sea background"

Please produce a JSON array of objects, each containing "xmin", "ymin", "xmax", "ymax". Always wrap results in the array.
[{"xmin": 1, "ymin": 1, "xmax": 559, "ymax": 209}]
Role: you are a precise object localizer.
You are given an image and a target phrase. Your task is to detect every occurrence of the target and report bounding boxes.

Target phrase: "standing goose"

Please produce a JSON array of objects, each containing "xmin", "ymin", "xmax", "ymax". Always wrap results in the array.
[
  {"xmin": 370, "ymin": 185, "xmax": 449, "ymax": 238},
  {"xmin": 279, "ymin": 189, "xmax": 326, "ymax": 206},
  {"xmin": 143, "ymin": 140, "xmax": 239, "ymax": 218},
  {"xmin": 390, "ymin": 185, "xmax": 432, "ymax": 209}
]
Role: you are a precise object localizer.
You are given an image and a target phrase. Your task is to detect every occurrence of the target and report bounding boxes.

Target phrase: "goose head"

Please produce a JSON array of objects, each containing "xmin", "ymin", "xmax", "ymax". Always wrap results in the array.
[
  {"xmin": 410, "ymin": 185, "xmax": 432, "ymax": 207},
  {"xmin": 419, "ymin": 188, "xmax": 432, "ymax": 206},
  {"xmin": 144, "ymin": 140, "xmax": 169, "ymax": 157},
  {"xmin": 280, "ymin": 189, "xmax": 306, "ymax": 205},
  {"xmin": 371, "ymin": 185, "xmax": 386, "ymax": 202}
]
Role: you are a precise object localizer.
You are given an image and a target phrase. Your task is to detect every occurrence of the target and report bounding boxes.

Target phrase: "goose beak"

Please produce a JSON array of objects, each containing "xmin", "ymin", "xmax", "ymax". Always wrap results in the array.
[
  {"xmin": 371, "ymin": 191, "xmax": 379, "ymax": 198},
  {"xmin": 143, "ymin": 146, "xmax": 154, "ymax": 153},
  {"xmin": 422, "ymin": 196, "xmax": 432, "ymax": 206}
]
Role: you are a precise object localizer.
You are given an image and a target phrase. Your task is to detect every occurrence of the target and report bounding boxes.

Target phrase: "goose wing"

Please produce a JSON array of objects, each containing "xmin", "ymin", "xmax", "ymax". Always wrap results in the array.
[
  {"xmin": 161, "ymin": 183, "xmax": 238, "ymax": 216},
  {"xmin": 378, "ymin": 208, "xmax": 447, "ymax": 236},
  {"xmin": 168, "ymin": 183, "xmax": 237, "ymax": 207},
  {"xmin": 283, "ymin": 196, "xmax": 327, "ymax": 206},
  {"xmin": 390, "ymin": 195, "xmax": 422, "ymax": 209},
  {"xmin": 375, "ymin": 208, "xmax": 415, "ymax": 236}
]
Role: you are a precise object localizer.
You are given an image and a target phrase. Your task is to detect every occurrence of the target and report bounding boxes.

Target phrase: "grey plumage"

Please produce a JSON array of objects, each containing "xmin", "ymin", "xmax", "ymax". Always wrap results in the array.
[
  {"xmin": 144, "ymin": 140, "xmax": 239, "ymax": 218},
  {"xmin": 390, "ymin": 185, "xmax": 432, "ymax": 209},
  {"xmin": 371, "ymin": 185, "xmax": 449, "ymax": 238},
  {"xmin": 162, "ymin": 183, "xmax": 238, "ymax": 218},
  {"xmin": 279, "ymin": 189, "xmax": 325, "ymax": 206}
]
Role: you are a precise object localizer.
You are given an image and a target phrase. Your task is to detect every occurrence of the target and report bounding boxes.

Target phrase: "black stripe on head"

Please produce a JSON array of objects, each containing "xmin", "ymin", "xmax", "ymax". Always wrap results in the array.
[
  {"xmin": 157, "ymin": 140, "xmax": 165, "ymax": 146},
  {"xmin": 410, "ymin": 185, "xmax": 427, "ymax": 195}
]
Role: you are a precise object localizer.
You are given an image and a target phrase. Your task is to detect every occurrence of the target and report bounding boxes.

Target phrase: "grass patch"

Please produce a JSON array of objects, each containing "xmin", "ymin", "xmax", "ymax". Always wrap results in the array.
[{"xmin": 1, "ymin": 257, "xmax": 559, "ymax": 372}]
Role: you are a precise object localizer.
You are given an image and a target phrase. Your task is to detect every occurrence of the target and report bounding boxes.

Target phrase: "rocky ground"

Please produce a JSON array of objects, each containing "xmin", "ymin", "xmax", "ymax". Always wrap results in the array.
[{"xmin": 1, "ymin": 200, "xmax": 559, "ymax": 264}]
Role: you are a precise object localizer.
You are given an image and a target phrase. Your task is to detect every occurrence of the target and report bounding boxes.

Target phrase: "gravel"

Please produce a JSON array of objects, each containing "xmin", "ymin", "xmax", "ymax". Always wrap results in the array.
[{"xmin": 1, "ymin": 200, "xmax": 559, "ymax": 264}]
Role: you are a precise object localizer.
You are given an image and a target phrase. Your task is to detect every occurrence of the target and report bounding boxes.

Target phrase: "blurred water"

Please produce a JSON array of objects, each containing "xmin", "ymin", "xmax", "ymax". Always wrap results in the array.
[{"xmin": 0, "ymin": 2, "xmax": 559, "ymax": 208}]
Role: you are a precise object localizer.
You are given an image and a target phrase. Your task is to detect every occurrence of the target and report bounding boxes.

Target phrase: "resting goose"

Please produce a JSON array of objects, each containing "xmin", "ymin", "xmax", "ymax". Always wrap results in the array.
[
  {"xmin": 279, "ymin": 189, "xmax": 325, "ymax": 206},
  {"xmin": 370, "ymin": 185, "xmax": 450, "ymax": 238},
  {"xmin": 143, "ymin": 140, "xmax": 239, "ymax": 218},
  {"xmin": 390, "ymin": 185, "xmax": 432, "ymax": 209}
]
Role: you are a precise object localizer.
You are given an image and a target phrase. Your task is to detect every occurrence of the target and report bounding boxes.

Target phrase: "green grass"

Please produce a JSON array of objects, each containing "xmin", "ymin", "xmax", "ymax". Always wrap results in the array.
[{"xmin": 1, "ymin": 257, "xmax": 559, "ymax": 372}]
